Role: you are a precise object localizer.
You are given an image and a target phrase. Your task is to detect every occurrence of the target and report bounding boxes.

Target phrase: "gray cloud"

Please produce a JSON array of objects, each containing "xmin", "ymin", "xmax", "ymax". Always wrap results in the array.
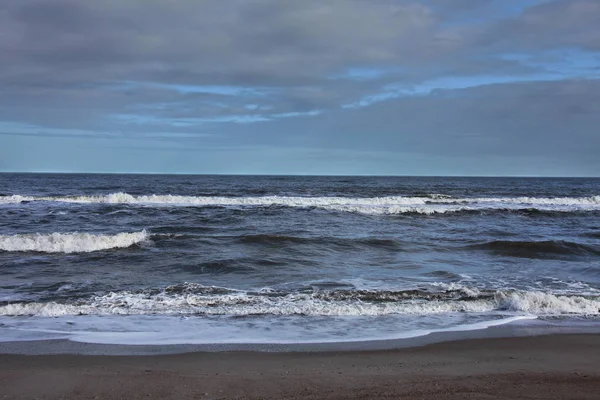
[
  {"xmin": 0, "ymin": 0, "xmax": 599, "ymax": 174},
  {"xmin": 216, "ymin": 79, "xmax": 600, "ymax": 162},
  {"xmin": 480, "ymin": 0, "xmax": 600, "ymax": 51}
]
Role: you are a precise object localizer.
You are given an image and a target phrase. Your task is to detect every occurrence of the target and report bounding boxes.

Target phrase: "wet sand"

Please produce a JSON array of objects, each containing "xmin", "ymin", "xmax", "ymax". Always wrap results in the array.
[{"xmin": 1, "ymin": 334, "xmax": 599, "ymax": 399}]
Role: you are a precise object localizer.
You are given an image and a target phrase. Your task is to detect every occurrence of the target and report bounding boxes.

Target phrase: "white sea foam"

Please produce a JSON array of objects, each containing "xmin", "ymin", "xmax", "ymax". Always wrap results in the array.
[
  {"xmin": 0, "ymin": 230, "xmax": 149, "ymax": 253},
  {"xmin": 1, "ymin": 287, "xmax": 597, "ymax": 317},
  {"xmin": 469, "ymin": 196, "xmax": 600, "ymax": 206},
  {"xmin": 496, "ymin": 291, "xmax": 600, "ymax": 314},
  {"xmin": 1, "ymin": 193, "xmax": 599, "ymax": 214},
  {"xmin": 0, "ymin": 195, "xmax": 35, "ymax": 204}
]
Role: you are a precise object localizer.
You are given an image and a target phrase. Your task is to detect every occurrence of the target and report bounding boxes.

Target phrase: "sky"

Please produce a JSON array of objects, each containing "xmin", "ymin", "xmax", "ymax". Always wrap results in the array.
[{"xmin": 1, "ymin": 0, "xmax": 599, "ymax": 176}]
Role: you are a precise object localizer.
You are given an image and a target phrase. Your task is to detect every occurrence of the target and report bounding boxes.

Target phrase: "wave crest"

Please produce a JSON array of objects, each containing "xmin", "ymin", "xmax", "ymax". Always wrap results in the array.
[
  {"xmin": 2, "ymin": 192, "xmax": 600, "ymax": 215},
  {"xmin": 0, "ymin": 230, "xmax": 149, "ymax": 253},
  {"xmin": 0, "ymin": 195, "xmax": 34, "ymax": 204}
]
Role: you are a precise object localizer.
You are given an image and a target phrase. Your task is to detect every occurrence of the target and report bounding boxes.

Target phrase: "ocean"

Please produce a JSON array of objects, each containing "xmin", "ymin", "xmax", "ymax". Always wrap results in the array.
[{"xmin": 0, "ymin": 174, "xmax": 599, "ymax": 346}]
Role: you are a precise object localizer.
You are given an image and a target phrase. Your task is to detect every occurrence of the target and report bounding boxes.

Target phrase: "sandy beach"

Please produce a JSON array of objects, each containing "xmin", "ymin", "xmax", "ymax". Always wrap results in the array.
[{"xmin": 1, "ymin": 334, "xmax": 599, "ymax": 399}]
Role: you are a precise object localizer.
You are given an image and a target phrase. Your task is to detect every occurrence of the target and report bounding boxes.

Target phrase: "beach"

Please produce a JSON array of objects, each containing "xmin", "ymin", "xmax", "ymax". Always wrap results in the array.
[{"xmin": 2, "ymin": 334, "xmax": 599, "ymax": 399}]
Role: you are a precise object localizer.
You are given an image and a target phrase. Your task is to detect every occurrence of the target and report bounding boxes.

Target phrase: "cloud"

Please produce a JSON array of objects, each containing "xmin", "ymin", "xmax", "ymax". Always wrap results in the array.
[
  {"xmin": 479, "ymin": 0, "xmax": 600, "ymax": 51},
  {"xmin": 0, "ymin": 0, "xmax": 599, "ymax": 174},
  {"xmin": 215, "ymin": 78, "xmax": 600, "ymax": 167}
]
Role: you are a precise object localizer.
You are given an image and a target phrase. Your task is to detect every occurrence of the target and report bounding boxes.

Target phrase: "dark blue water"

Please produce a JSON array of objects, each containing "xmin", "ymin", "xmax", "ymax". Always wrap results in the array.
[{"xmin": 1, "ymin": 174, "xmax": 599, "ymax": 344}]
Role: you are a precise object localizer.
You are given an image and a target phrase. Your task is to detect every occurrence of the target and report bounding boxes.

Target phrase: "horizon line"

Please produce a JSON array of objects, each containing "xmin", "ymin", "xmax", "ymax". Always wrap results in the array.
[{"xmin": 0, "ymin": 171, "xmax": 598, "ymax": 179}]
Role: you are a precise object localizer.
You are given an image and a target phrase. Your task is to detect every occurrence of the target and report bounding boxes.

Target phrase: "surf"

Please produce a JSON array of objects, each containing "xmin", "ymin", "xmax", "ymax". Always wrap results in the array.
[
  {"xmin": 1, "ymin": 193, "xmax": 600, "ymax": 215},
  {"xmin": 0, "ymin": 230, "xmax": 149, "ymax": 253}
]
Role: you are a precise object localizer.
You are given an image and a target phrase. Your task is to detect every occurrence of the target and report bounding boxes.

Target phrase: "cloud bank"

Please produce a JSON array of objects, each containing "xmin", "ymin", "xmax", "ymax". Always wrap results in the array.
[{"xmin": 1, "ymin": 0, "xmax": 599, "ymax": 175}]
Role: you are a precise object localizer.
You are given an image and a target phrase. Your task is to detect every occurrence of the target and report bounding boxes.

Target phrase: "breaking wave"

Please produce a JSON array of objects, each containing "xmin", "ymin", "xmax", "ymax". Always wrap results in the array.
[
  {"xmin": 1, "ymin": 193, "xmax": 599, "ymax": 215},
  {"xmin": 0, "ymin": 195, "xmax": 35, "ymax": 204},
  {"xmin": 0, "ymin": 230, "xmax": 149, "ymax": 253},
  {"xmin": 1, "ymin": 283, "xmax": 598, "ymax": 317}
]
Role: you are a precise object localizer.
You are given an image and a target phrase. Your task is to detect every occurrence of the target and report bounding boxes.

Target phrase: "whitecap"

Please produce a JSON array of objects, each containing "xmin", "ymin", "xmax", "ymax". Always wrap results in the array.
[
  {"xmin": 2, "ymin": 193, "xmax": 599, "ymax": 214},
  {"xmin": 0, "ymin": 230, "xmax": 149, "ymax": 253}
]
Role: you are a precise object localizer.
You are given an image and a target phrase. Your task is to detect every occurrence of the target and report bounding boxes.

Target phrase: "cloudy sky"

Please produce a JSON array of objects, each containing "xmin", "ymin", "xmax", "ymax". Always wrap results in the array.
[{"xmin": 1, "ymin": 0, "xmax": 599, "ymax": 175}]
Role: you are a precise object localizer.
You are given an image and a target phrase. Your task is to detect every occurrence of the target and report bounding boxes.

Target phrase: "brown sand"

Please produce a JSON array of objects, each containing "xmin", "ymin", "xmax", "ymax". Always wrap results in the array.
[{"xmin": 1, "ymin": 334, "xmax": 599, "ymax": 399}]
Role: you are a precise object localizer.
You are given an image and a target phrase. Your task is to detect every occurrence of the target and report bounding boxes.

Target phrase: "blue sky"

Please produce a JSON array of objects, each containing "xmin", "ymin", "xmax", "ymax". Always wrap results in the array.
[{"xmin": 1, "ymin": 0, "xmax": 599, "ymax": 176}]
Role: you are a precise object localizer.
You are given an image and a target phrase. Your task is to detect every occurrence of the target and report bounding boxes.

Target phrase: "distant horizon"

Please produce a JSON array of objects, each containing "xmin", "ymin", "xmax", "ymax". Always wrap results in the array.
[{"xmin": 1, "ymin": 170, "xmax": 598, "ymax": 179}]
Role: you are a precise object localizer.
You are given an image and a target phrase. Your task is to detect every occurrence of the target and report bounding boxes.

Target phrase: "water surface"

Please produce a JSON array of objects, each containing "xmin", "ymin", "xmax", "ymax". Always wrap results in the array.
[{"xmin": 1, "ymin": 174, "xmax": 599, "ymax": 344}]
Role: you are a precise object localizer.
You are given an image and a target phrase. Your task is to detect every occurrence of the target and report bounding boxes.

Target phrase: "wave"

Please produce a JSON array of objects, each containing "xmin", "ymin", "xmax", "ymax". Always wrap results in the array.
[
  {"xmin": 0, "ymin": 230, "xmax": 149, "ymax": 253},
  {"xmin": 1, "ymin": 283, "xmax": 598, "ymax": 317},
  {"xmin": 1, "ymin": 193, "xmax": 599, "ymax": 215},
  {"xmin": 582, "ymin": 231, "xmax": 600, "ymax": 239},
  {"xmin": 179, "ymin": 260, "xmax": 258, "ymax": 275},
  {"xmin": 0, "ymin": 195, "xmax": 35, "ymax": 204},
  {"xmin": 467, "ymin": 240, "xmax": 600, "ymax": 258},
  {"xmin": 238, "ymin": 234, "xmax": 318, "ymax": 245},
  {"xmin": 238, "ymin": 234, "xmax": 402, "ymax": 249}
]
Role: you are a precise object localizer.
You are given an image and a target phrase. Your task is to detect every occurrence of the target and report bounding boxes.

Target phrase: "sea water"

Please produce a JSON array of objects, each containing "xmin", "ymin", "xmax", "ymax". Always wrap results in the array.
[{"xmin": 0, "ymin": 174, "xmax": 599, "ymax": 345}]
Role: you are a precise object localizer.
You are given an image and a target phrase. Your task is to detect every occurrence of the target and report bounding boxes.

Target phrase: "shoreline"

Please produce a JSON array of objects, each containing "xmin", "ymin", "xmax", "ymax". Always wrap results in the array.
[
  {"xmin": 2, "ymin": 318, "xmax": 600, "ymax": 355},
  {"xmin": 2, "ymin": 333, "xmax": 599, "ymax": 399}
]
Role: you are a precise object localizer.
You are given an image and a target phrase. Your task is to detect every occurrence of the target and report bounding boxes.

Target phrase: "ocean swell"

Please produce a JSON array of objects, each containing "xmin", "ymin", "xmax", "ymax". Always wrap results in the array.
[{"xmin": 467, "ymin": 240, "xmax": 600, "ymax": 258}]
